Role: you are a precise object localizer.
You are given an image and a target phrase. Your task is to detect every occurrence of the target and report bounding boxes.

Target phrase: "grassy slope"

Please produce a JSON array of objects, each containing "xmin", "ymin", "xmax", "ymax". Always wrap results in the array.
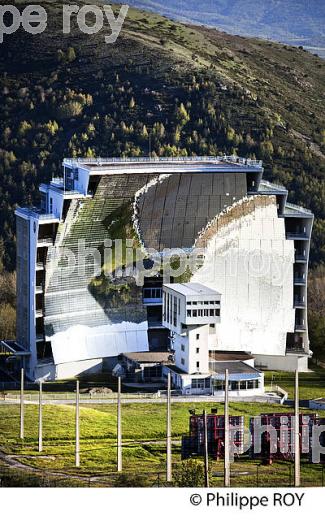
[
  {"xmin": 125, "ymin": 0, "xmax": 325, "ymax": 56},
  {"xmin": 0, "ymin": 400, "xmax": 324, "ymax": 486}
]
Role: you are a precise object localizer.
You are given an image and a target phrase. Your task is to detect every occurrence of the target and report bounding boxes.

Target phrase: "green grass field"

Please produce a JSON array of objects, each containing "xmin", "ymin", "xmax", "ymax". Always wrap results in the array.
[{"xmin": 0, "ymin": 397, "xmax": 324, "ymax": 487}]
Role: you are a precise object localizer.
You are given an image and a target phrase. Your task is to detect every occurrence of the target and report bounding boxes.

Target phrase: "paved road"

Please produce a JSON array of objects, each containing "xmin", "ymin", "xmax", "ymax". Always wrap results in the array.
[{"xmin": 0, "ymin": 395, "xmax": 283, "ymax": 405}]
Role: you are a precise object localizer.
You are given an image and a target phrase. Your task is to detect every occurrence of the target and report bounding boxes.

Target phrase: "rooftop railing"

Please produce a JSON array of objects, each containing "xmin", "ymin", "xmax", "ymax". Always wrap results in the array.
[
  {"xmin": 258, "ymin": 179, "xmax": 287, "ymax": 191},
  {"xmin": 63, "ymin": 155, "xmax": 263, "ymax": 168},
  {"xmin": 284, "ymin": 202, "xmax": 313, "ymax": 215}
]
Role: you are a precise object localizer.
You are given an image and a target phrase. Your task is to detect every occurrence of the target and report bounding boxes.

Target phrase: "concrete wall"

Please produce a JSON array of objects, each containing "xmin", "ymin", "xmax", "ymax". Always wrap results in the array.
[{"xmin": 254, "ymin": 353, "xmax": 309, "ymax": 371}]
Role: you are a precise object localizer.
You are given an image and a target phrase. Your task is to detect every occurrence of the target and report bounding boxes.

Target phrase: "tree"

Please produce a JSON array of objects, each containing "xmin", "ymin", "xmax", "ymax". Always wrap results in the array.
[
  {"xmin": 308, "ymin": 265, "xmax": 325, "ymax": 363},
  {"xmin": 175, "ymin": 103, "xmax": 190, "ymax": 126},
  {"xmin": 173, "ymin": 460, "xmax": 207, "ymax": 487},
  {"xmin": 0, "ymin": 303, "xmax": 16, "ymax": 339},
  {"xmin": 66, "ymin": 47, "xmax": 77, "ymax": 63},
  {"xmin": 114, "ymin": 473, "xmax": 150, "ymax": 487}
]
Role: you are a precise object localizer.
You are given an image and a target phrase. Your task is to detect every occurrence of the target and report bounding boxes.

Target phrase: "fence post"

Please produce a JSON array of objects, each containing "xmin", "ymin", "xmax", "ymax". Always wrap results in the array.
[
  {"xmin": 38, "ymin": 380, "xmax": 43, "ymax": 452},
  {"xmin": 117, "ymin": 376, "xmax": 122, "ymax": 472},
  {"xmin": 75, "ymin": 380, "xmax": 80, "ymax": 467},
  {"xmin": 20, "ymin": 368, "xmax": 24, "ymax": 439}
]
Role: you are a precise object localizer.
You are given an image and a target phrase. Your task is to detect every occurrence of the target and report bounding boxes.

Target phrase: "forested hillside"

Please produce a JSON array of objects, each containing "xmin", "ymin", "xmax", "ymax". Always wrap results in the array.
[{"xmin": 0, "ymin": 0, "xmax": 324, "ymax": 274}]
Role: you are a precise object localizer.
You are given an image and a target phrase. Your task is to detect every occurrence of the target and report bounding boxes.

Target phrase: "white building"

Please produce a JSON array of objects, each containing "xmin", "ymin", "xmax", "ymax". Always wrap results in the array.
[{"xmin": 162, "ymin": 282, "xmax": 264, "ymax": 395}]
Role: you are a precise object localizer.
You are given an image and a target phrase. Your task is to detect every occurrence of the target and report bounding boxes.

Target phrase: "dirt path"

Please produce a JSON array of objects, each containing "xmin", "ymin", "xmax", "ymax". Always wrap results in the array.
[{"xmin": 0, "ymin": 448, "xmax": 112, "ymax": 486}]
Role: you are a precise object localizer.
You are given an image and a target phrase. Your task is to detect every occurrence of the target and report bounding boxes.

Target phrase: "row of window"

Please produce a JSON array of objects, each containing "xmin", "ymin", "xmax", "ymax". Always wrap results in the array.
[
  {"xmin": 181, "ymin": 345, "xmax": 200, "ymax": 353},
  {"xmin": 187, "ymin": 300, "xmax": 220, "ymax": 306},
  {"xmin": 187, "ymin": 308, "xmax": 220, "ymax": 318},
  {"xmin": 191, "ymin": 378, "xmax": 211, "ymax": 389},
  {"xmin": 213, "ymin": 380, "xmax": 260, "ymax": 391},
  {"xmin": 164, "ymin": 292, "xmax": 180, "ymax": 327},
  {"xmin": 143, "ymin": 288, "xmax": 162, "ymax": 299}
]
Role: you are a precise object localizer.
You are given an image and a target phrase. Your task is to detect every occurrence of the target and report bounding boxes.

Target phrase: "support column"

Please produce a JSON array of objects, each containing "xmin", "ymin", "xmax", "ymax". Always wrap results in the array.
[
  {"xmin": 75, "ymin": 380, "xmax": 80, "ymax": 467},
  {"xmin": 20, "ymin": 368, "xmax": 24, "ymax": 439},
  {"xmin": 38, "ymin": 380, "xmax": 43, "ymax": 452},
  {"xmin": 224, "ymin": 368, "xmax": 230, "ymax": 487},
  {"xmin": 117, "ymin": 376, "xmax": 122, "ymax": 472},
  {"xmin": 166, "ymin": 372, "xmax": 172, "ymax": 482},
  {"xmin": 203, "ymin": 409, "xmax": 209, "ymax": 487},
  {"xmin": 294, "ymin": 369, "xmax": 300, "ymax": 487}
]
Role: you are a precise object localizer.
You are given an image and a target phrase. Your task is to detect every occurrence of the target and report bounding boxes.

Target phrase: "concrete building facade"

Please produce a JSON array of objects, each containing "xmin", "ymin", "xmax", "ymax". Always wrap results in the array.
[{"xmin": 2, "ymin": 156, "xmax": 313, "ymax": 380}]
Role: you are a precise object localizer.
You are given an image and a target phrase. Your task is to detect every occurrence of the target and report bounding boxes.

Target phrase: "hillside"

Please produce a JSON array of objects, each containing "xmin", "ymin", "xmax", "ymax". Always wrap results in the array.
[
  {"xmin": 126, "ymin": 0, "xmax": 325, "ymax": 57},
  {"xmin": 0, "ymin": 0, "xmax": 325, "ymax": 277}
]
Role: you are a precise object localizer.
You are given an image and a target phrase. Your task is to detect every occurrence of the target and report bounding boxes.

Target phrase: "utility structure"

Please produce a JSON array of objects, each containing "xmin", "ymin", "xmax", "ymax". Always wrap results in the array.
[
  {"xmin": 38, "ymin": 380, "xmax": 43, "ymax": 452},
  {"xmin": 224, "ymin": 368, "xmax": 230, "ymax": 487},
  {"xmin": 75, "ymin": 380, "xmax": 80, "ymax": 467},
  {"xmin": 203, "ymin": 409, "xmax": 209, "ymax": 487},
  {"xmin": 166, "ymin": 371, "xmax": 172, "ymax": 482},
  {"xmin": 20, "ymin": 367, "xmax": 24, "ymax": 439},
  {"xmin": 117, "ymin": 376, "xmax": 122, "ymax": 472},
  {"xmin": 294, "ymin": 370, "xmax": 300, "ymax": 486}
]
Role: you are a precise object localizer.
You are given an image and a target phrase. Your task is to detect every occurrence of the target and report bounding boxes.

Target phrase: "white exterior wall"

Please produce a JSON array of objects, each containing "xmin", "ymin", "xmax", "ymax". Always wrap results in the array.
[
  {"xmin": 187, "ymin": 326, "xmax": 210, "ymax": 374},
  {"xmin": 193, "ymin": 198, "xmax": 295, "ymax": 358},
  {"xmin": 47, "ymin": 187, "xmax": 64, "ymax": 219},
  {"xmin": 173, "ymin": 325, "xmax": 210, "ymax": 374},
  {"xmin": 254, "ymin": 354, "xmax": 309, "ymax": 372}
]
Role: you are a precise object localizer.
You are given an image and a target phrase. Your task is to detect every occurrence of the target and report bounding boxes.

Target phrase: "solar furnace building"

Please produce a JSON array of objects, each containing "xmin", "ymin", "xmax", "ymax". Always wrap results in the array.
[{"xmin": 10, "ymin": 156, "xmax": 313, "ymax": 380}]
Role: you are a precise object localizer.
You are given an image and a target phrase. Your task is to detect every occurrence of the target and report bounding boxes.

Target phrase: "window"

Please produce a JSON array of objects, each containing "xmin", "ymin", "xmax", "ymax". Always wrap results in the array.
[
  {"xmin": 196, "ymin": 361, "xmax": 200, "ymax": 369},
  {"xmin": 196, "ymin": 347, "xmax": 200, "ymax": 354},
  {"xmin": 204, "ymin": 309, "xmax": 208, "ymax": 317},
  {"xmin": 209, "ymin": 309, "xmax": 214, "ymax": 316},
  {"xmin": 173, "ymin": 296, "xmax": 177, "ymax": 326},
  {"xmin": 210, "ymin": 323, "xmax": 215, "ymax": 329},
  {"xmin": 191, "ymin": 378, "xmax": 210, "ymax": 389},
  {"xmin": 198, "ymin": 309, "xmax": 203, "ymax": 317},
  {"xmin": 187, "ymin": 301, "xmax": 192, "ymax": 306},
  {"xmin": 181, "ymin": 358, "xmax": 185, "ymax": 365},
  {"xmin": 187, "ymin": 309, "xmax": 191, "ymax": 317},
  {"xmin": 216, "ymin": 309, "xmax": 220, "ymax": 316},
  {"xmin": 204, "ymin": 301, "xmax": 209, "ymax": 305},
  {"xmin": 49, "ymin": 197, "xmax": 53, "ymax": 213},
  {"xmin": 196, "ymin": 334, "xmax": 200, "ymax": 340},
  {"xmin": 181, "ymin": 344, "xmax": 185, "ymax": 352},
  {"xmin": 193, "ymin": 310, "xmax": 197, "ymax": 317}
]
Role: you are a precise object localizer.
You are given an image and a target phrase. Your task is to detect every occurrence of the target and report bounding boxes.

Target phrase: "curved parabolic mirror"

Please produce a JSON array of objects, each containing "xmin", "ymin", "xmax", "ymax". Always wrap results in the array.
[{"xmin": 192, "ymin": 195, "xmax": 295, "ymax": 356}]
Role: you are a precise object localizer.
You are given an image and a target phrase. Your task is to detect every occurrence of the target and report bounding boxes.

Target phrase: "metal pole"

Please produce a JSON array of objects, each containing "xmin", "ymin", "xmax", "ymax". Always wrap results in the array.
[
  {"xmin": 20, "ymin": 368, "xmax": 24, "ymax": 439},
  {"xmin": 294, "ymin": 369, "xmax": 300, "ymax": 487},
  {"xmin": 75, "ymin": 380, "xmax": 80, "ymax": 467},
  {"xmin": 166, "ymin": 372, "xmax": 172, "ymax": 482},
  {"xmin": 224, "ymin": 368, "xmax": 230, "ymax": 487},
  {"xmin": 117, "ymin": 376, "xmax": 122, "ymax": 472},
  {"xmin": 38, "ymin": 380, "xmax": 43, "ymax": 452},
  {"xmin": 203, "ymin": 409, "xmax": 209, "ymax": 487}
]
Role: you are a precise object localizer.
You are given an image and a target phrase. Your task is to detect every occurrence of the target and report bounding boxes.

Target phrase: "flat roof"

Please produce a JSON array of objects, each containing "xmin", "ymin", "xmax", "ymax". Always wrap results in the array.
[
  {"xmin": 15, "ymin": 207, "xmax": 60, "ymax": 223},
  {"xmin": 209, "ymin": 360, "xmax": 261, "ymax": 377},
  {"xmin": 63, "ymin": 156, "xmax": 263, "ymax": 174},
  {"xmin": 209, "ymin": 351, "xmax": 254, "ymax": 362},
  {"xmin": 163, "ymin": 282, "xmax": 221, "ymax": 297},
  {"xmin": 121, "ymin": 351, "xmax": 173, "ymax": 364}
]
